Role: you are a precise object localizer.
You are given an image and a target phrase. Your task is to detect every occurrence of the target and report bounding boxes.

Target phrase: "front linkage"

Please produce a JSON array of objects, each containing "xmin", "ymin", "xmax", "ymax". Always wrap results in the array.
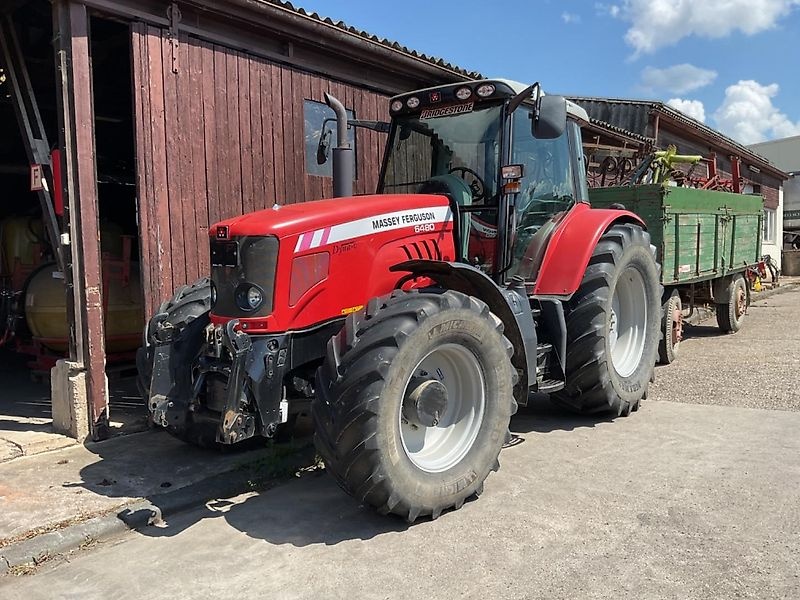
[{"xmin": 141, "ymin": 280, "xmax": 338, "ymax": 446}]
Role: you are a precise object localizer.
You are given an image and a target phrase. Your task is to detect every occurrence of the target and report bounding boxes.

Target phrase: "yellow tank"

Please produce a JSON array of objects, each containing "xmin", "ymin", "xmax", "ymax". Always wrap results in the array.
[
  {"xmin": 24, "ymin": 262, "xmax": 144, "ymax": 353},
  {"xmin": 0, "ymin": 217, "xmax": 44, "ymax": 275},
  {"xmin": 1, "ymin": 218, "xmax": 124, "ymax": 274}
]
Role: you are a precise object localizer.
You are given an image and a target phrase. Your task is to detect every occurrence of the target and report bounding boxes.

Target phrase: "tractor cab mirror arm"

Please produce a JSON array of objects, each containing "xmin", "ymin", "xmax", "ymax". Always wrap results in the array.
[
  {"xmin": 348, "ymin": 119, "xmax": 390, "ymax": 134},
  {"xmin": 316, "ymin": 118, "xmax": 390, "ymax": 166}
]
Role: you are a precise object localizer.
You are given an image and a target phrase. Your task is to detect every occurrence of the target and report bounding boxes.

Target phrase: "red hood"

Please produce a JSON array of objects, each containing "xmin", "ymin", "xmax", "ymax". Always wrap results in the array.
[{"xmin": 210, "ymin": 194, "xmax": 451, "ymax": 239}]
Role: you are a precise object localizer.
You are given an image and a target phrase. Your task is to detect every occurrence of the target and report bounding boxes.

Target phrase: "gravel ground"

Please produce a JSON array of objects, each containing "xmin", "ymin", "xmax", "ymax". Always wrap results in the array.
[{"xmin": 649, "ymin": 285, "xmax": 800, "ymax": 411}]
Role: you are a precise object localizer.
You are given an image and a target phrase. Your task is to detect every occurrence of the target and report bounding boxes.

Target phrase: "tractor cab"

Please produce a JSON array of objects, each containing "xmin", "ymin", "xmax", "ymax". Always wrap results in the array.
[{"xmin": 377, "ymin": 80, "xmax": 591, "ymax": 284}]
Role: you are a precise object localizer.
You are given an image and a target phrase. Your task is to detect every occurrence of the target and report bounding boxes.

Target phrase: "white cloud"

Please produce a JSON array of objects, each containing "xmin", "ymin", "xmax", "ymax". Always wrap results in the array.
[
  {"xmin": 641, "ymin": 64, "xmax": 717, "ymax": 94},
  {"xmin": 595, "ymin": 3, "xmax": 621, "ymax": 17},
  {"xmin": 713, "ymin": 80, "xmax": 800, "ymax": 144},
  {"xmin": 561, "ymin": 12, "xmax": 581, "ymax": 24},
  {"xmin": 608, "ymin": 0, "xmax": 800, "ymax": 55},
  {"xmin": 667, "ymin": 98, "xmax": 706, "ymax": 122}
]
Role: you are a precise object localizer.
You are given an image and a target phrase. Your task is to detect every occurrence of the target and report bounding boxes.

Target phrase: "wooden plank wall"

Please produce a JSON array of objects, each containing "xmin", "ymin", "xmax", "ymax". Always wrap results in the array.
[{"xmin": 131, "ymin": 24, "xmax": 389, "ymax": 316}]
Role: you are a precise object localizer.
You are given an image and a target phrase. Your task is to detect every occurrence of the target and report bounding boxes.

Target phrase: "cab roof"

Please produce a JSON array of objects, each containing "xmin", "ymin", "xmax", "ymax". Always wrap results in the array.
[{"xmin": 390, "ymin": 79, "xmax": 590, "ymax": 124}]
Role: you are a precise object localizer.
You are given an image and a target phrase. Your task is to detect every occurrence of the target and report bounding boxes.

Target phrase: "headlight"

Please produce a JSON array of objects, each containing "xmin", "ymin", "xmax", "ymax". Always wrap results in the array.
[
  {"xmin": 235, "ymin": 283, "xmax": 264, "ymax": 311},
  {"xmin": 406, "ymin": 96, "xmax": 420, "ymax": 109},
  {"xmin": 390, "ymin": 99, "xmax": 403, "ymax": 112},
  {"xmin": 455, "ymin": 86, "xmax": 472, "ymax": 100},
  {"xmin": 476, "ymin": 83, "xmax": 495, "ymax": 98}
]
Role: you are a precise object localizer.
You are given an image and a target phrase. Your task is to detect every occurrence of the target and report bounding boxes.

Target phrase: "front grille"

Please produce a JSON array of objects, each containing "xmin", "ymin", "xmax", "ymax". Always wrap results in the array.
[{"xmin": 210, "ymin": 235, "xmax": 278, "ymax": 317}]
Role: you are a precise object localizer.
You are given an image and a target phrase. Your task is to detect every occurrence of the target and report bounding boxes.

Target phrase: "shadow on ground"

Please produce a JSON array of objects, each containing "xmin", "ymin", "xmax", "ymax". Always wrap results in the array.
[
  {"xmin": 74, "ymin": 418, "xmax": 410, "ymax": 547},
  {"xmin": 680, "ymin": 323, "xmax": 730, "ymax": 339},
  {"xmin": 511, "ymin": 393, "xmax": 614, "ymax": 435},
  {"xmin": 74, "ymin": 396, "xmax": 614, "ymax": 548},
  {"xmin": 151, "ymin": 468, "xmax": 411, "ymax": 547}
]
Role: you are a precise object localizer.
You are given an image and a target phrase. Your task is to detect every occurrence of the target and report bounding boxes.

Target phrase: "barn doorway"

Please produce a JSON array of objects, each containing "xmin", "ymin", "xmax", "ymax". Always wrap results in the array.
[{"xmin": 0, "ymin": 2, "xmax": 146, "ymax": 456}]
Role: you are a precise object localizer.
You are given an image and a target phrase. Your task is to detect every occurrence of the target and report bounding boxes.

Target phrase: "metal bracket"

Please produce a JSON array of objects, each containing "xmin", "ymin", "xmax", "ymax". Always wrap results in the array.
[
  {"xmin": 166, "ymin": 3, "xmax": 182, "ymax": 74},
  {"xmin": 218, "ymin": 320, "xmax": 255, "ymax": 444}
]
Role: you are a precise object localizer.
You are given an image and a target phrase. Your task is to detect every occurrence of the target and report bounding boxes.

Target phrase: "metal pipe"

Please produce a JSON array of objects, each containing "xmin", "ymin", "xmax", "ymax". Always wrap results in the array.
[{"xmin": 324, "ymin": 92, "xmax": 353, "ymax": 198}]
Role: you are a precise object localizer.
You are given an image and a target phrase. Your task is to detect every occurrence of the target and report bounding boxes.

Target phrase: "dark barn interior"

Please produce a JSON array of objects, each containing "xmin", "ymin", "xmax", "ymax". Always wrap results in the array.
[{"xmin": 0, "ymin": 1, "xmax": 145, "ymax": 440}]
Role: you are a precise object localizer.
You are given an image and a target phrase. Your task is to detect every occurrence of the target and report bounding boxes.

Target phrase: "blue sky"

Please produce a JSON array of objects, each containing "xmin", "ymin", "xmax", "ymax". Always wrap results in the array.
[{"xmin": 295, "ymin": 0, "xmax": 800, "ymax": 144}]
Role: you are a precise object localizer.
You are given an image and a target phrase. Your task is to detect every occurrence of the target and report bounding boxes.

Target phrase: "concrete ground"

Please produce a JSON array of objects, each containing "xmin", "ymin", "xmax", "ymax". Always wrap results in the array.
[
  {"xmin": 1, "ymin": 287, "xmax": 799, "ymax": 598},
  {"xmin": 0, "ymin": 427, "xmax": 294, "ymax": 547}
]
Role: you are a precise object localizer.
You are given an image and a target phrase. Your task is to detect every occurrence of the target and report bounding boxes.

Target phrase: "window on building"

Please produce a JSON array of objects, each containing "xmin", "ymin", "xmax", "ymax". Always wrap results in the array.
[
  {"xmin": 763, "ymin": 208, "xmax": 777, "ymax": 244},
  {"xmin": 304, "ymin": 100, "xmax": 356, "ymax": 178}
]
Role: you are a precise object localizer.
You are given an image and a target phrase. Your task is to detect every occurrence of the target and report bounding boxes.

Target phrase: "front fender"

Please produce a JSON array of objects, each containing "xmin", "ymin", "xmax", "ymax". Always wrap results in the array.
[{"xmin": 532, "ymin": 202, "xmax": 645, "ymax": 297}]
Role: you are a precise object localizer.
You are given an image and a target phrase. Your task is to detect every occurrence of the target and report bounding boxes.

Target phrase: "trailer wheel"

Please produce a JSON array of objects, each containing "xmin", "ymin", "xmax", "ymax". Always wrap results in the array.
[
  {"xmin": 716, "ymin": 274, "xmax": 747, "ymax": 333},
  {"xmin": 551, "ymin": 224, "xmax": 661, "ymax": 416},
  {"xmin": 313, "ymin": 290, "xmax": 516, "ymax": 522},
  {"xmin": 658, "ymin": 289, "xmax": 683, "ymax": 364}
]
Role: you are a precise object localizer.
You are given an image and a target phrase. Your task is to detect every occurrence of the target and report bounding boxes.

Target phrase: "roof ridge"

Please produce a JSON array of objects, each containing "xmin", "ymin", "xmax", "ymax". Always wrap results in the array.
[{"xmin": 263, "ymin": 0, "xmax": 483, "ymax": 79}]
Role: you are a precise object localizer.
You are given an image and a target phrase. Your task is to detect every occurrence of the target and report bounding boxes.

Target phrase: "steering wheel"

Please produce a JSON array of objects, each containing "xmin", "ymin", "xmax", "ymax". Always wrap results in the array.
[{"xmin": 448, "ymin": 166, "xmax": 486, "ymax": 201}]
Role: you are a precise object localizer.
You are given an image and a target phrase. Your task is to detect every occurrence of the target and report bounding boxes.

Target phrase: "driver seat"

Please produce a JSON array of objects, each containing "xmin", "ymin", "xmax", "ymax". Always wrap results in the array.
[{"xmin": 418, "ymin": 175, "xmax": 474, "ymax": 262}]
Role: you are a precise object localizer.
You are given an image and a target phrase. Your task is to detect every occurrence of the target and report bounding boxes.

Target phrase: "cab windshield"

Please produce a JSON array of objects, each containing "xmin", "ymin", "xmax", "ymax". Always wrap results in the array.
[
  {"xmin": 378, "ymin": 99, "xmax": 584, "ymax": 282},
  {"xmin": 380, "ymin": 103, "xmax": 503, "ymax": 203}
]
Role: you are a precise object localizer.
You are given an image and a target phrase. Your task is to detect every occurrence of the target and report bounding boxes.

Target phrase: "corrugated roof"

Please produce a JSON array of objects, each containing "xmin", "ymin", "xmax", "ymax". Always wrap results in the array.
[
  {"xmin": 570, "ymin": 96, "xmax": 788, "ymax": 179},
  {"xmin": 262, "ymin": 1, "xmax": 483, "ymax": 79},
  {"xmin": 587, "ymin": 117, "xmax": 654, "ymax": 146}
]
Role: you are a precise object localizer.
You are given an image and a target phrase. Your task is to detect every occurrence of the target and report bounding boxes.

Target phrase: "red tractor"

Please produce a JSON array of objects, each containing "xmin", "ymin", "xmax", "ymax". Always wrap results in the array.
[{"xmin": 139, "ymin": 80, "xmax": 660, "ymax": 522}]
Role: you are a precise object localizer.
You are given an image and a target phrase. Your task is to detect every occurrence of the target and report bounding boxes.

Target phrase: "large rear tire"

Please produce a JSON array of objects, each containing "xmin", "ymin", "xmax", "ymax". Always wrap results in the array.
[
  {"xmin": 551, "ymin": 223, "xmax": 661, "ymax": 416},
  {"xmin": 313, "ymin": 290, "xmax": 516, "ymax": 522}
]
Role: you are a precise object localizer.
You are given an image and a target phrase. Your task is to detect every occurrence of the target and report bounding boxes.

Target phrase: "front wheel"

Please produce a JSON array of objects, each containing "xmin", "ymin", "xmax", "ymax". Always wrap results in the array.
[
  {"xmin": 551, "ymin": 223, "xmax": 661, "ymax": 416},
  {"xmin": 313, "ymin": 290, "xmax": 517, "ymax": 522}
]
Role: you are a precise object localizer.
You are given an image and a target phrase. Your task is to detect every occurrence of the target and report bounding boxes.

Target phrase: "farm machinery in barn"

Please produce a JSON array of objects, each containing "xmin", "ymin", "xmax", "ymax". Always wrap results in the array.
[{"xmin": 139, "ymin": 80, "xmax": 661, "ymax": 521}]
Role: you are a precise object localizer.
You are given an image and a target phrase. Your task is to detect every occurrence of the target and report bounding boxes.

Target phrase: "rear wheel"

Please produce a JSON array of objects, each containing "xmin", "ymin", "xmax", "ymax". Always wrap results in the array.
[
  {"xmin": 658, "ymin": 289, "xmax": 683, "ymax": 364},
  {"xmin": 716, "ymin": 274, "xmax": 747, "ymax": 333},
  {"xmin": 551, "ymin": 224, "xmax": 661, "ymax": 416},
  {"xmin": 313, "ymin": 290, "xmax": 516, "ymax": 522}
]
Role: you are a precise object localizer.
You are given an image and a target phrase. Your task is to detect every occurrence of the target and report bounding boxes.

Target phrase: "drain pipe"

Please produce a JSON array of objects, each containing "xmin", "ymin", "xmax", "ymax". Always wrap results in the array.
[{"xmin": 324, "ymin": 92, "xmax": 353, "ymax": 198}]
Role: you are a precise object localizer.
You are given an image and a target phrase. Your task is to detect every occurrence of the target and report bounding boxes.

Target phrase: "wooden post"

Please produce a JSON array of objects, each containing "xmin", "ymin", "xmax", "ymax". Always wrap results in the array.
[{"xmin": 53, "ymin": 0, "xmax": 109, "ymax": 440}]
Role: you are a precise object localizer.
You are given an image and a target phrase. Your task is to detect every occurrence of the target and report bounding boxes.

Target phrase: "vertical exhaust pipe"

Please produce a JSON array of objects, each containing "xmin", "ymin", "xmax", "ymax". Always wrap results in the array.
[{"xmin": 324, "ymin": 92, "xmax": 353, "ymax": 198}]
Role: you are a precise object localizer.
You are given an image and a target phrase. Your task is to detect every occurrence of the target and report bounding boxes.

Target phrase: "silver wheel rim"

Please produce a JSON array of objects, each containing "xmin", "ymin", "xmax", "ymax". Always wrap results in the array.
[
  {"xmin": 399, "ymin": 344, "xmax": 486, "ymax": 473},
  {"xmin": 608, "ymin": 267, "xmax": 648, "ymax": 378}
]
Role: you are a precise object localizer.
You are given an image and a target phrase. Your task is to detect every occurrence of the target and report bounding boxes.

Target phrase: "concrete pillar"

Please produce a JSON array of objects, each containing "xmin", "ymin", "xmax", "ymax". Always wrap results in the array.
[{"xmin": 51, "ymin": 359, "xmax": 91, "ymax": 442}]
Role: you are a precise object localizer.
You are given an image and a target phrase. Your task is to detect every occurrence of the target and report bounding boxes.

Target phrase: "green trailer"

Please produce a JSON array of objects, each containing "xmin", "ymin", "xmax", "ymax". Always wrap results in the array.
[{"xmin": 589, "ymin": 184, "xmax": 763, "ymax": 363}]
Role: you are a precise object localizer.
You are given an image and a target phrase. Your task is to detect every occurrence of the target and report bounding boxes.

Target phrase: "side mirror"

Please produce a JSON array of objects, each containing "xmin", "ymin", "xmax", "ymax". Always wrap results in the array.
[
  {"xmin": 532, "ymin": 95, "xmax": 567, "ymax": 139},
  {"xmin": 316, "ymin": 126, "xmax": 332, "ymax": 165}
]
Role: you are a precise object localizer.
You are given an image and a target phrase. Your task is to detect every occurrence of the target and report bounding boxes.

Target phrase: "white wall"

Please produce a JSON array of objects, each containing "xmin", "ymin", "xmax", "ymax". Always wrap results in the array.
[{"xmin": 762, "ymin": 186, "xmax": 783, "ymax": 270}]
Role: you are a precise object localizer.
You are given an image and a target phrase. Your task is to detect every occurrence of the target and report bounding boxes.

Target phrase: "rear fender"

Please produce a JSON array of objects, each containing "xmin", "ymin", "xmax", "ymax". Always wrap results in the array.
[
  {"xmin": 390, "ymin": 260, "xmax": 537, "ymax": 405},
  {"xmin": 533, "ymin": 203, "xmax": 646, "ymax": 297}
]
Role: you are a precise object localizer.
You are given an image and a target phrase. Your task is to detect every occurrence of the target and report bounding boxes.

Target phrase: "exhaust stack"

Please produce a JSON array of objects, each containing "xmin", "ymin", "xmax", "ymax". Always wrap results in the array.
[{"xmin": 324, "ymin": 93, "xmax": 354, "ymax": 198}]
